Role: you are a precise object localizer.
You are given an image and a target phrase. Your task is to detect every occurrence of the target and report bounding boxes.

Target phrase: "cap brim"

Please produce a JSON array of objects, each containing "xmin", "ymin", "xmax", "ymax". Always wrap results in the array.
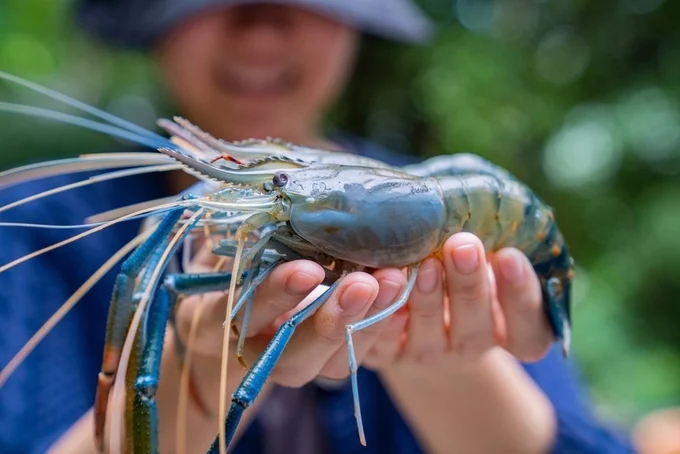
[{"xmin": 74, "ymin": 0, "xmax": 436, "ymax": 49}]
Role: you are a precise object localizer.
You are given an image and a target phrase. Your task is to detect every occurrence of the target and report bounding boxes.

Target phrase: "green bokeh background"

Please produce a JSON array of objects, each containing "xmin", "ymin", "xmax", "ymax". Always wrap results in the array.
[{"xmin": 1, "ymin": 0, "xmax": 679, "ymax": 431}]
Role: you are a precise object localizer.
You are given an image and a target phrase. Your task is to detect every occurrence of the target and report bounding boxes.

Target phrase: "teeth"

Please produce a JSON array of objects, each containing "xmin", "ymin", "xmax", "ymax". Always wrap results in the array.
[{"xmin": 223, "ymin": 66, "xmax": 290, "ymax": 93}]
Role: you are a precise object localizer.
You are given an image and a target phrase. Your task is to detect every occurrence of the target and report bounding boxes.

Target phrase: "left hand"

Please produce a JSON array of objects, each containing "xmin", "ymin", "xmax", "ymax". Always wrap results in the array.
[{"xmin": 362, "ymin": 231, "xmax": 555, "ymax": 372}]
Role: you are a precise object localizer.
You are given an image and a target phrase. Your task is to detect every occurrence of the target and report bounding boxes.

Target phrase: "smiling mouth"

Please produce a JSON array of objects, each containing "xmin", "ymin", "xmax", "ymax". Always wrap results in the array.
[{"xmin": 216, "ymin": 65, "xmax": 298, "ymax": 97}]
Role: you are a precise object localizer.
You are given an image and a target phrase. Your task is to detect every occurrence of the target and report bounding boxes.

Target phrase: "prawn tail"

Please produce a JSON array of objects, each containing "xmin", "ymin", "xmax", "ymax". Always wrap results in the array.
[{"xmin": 533, "ymin": 239, "xmax": 574, "ymax": 359}]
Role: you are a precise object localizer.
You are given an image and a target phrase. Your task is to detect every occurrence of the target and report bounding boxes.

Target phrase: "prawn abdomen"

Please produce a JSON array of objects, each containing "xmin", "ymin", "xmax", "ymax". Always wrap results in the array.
[{"xmin": 438, "ymin": 174, "xmax": 554, "ymax": 255}]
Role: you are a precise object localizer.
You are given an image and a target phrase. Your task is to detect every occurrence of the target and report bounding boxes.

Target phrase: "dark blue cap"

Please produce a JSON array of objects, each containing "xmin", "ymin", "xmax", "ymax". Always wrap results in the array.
[{"xmin": 74, "ymin": 0, "xmax": 435, "ymax": 49}]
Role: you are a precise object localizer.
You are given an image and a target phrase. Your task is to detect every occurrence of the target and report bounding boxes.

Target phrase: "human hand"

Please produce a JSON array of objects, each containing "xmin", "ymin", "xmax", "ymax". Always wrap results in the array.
[
  {"xmin": 363, "ymin": 231, "xmax": 555, "ymax": 372},
  {"xmin": 633, "ymin": 407, "xmax": 680, "ymax": 454},
  {"xmin": 164, "ymin": 232, "xmax": 557, "ymax": 453},
  {"xmin": 171, "ymin": 241, "xmax": 402, "ymax": 399}
]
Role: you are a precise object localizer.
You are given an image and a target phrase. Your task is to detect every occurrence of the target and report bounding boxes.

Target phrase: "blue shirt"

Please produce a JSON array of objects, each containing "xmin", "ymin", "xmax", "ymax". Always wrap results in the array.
[{"xmin": 0, "ymin": 137, "xmax": 635, "ymax": 453}]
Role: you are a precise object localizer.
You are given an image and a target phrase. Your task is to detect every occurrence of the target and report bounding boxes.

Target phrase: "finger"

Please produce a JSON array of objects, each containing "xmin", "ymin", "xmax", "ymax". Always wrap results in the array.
[
  {"xmin": 492, "ymin": 248, "xmax": 553, "ymax": 362},
  {"xmin": 319, "ymin": 268, "xmax": 407, "ymax": 379},
  {"xmin": 173, "ymin": 260, "xmax": 323, "ymax": 355},
  {"xmin": 235, "ymin": 260, "xmax": 325, "ymax": 336},
  {"xmin": 270, "ymin": 272, "xmax": 379, "ymax": 387},
  {"xmin": 363, "ymin": 313, "xmax": 409, "ymax": 371},
  {"xmin": 444, "ymin": 232, "xmax": 496, "ymax": 358},
  {"xmin": 402, "ymin": 257, "xmax": 447, "ymax": 363}
]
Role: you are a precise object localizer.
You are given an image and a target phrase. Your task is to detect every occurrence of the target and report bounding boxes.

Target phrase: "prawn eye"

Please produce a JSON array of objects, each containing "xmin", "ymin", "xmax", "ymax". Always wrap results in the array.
[{"xmin": 273, "ymin": 173, "xmax": 289, "ymax": 188}]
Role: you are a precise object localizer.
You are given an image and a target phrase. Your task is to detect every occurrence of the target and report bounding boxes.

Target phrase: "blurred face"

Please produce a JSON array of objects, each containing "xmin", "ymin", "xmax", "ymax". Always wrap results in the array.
[{"xmin": 155, "ymin": 4, "xmax": 359, "ymax": 146}]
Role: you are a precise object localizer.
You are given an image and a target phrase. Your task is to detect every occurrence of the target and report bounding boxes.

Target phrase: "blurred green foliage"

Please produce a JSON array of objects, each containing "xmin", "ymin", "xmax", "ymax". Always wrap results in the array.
[{"xmin": 1, "ymin": 0, "xmax": 679, "ymax": 429}]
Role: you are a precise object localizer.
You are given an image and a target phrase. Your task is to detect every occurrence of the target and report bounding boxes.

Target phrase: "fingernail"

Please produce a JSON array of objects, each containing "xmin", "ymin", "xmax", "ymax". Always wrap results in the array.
[
  {"xmin": 416, "ymin": 260, "xmax": 439, "ymax": 294},
  {"xmin": 500, "ymin": 251, "xmax": 525, "ymax": 285},
  {"xmin": 340, "ymin": 283, "xmax": 374, "ymax": 315},
  {"xmin": 375, "ymin": 279, "xmax": 402, "ymax": 309},
  {"xmin": 286, "ymin": 272, "xmax": 320, "ymax": 295},
  {"xmin": 452, "ymin": 244, "xmax": 479, "ymax": 274}
]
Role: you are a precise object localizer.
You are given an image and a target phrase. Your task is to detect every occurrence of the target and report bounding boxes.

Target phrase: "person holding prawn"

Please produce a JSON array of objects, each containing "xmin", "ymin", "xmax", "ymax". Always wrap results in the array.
[{"xmin": 0, "ymin": 0, "xmax": 635, "ymax": 453}]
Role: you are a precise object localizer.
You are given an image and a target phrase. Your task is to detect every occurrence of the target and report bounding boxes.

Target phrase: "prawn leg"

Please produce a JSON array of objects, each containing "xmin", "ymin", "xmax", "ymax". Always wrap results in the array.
[
  {"xmin": 131, "ymin": 279, "xmax": 171, "ymax": 453},
  {"xmin": 132, "ymin": 258, "xmax": 282, "ymax": 451},
  {"xmin": 95, "ymin": 206, "xmax": 204, "ymax": 452},
  {"xmin": 131, "ymin": 271, "xmax": 240, "ymax": 453},
  {"xmin": 124, "ymin": 211, "xmax": 205, "ymax": 453},
  {"xmin": 234, "ymin": 243, "xmax": 270, "ymax": 368},
  {"xmin": 93, "ymin": 209, "xmax": 184, "ymax": 450},
  {"xmin": 345, "ymin": 262, "xmax": 421, "ymax": 446},
  {"xmin": 208, "ymin": 278, "xmax": 344, "ymax": 454}
]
